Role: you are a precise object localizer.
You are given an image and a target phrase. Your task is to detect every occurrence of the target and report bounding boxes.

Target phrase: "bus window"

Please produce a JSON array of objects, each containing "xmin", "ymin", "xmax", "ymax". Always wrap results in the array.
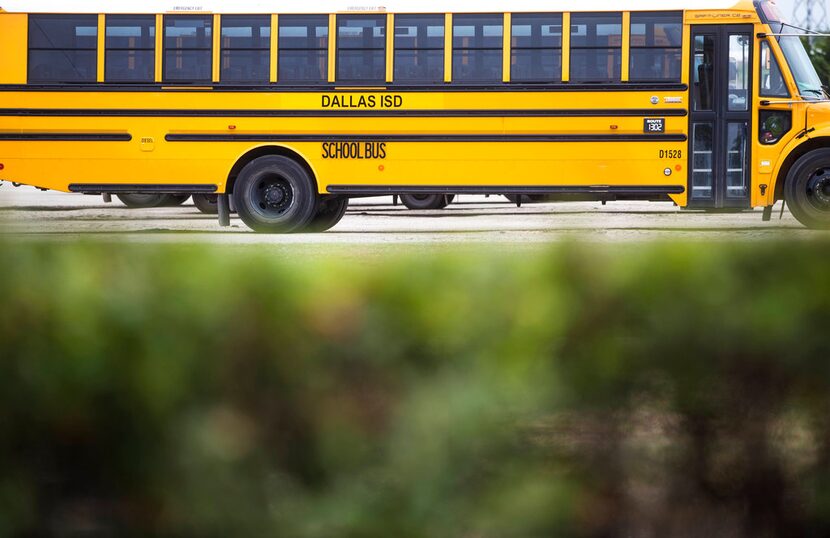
[
  {"xmin": 760, "ymin": 41, "xmax": 789, "ymax": 98},
  {"xmin": 728, "ymin": 34, "xmax": 750, "ymax": 111},
  {"xmin": 394, "ymin": 15, "xmax": 444, "ymax": 84},
  {"xmin": 105, "ymin": 15, "xmax": 155, "ymax": 83},
  {"xmin": 693, "ymin": 35, "xmax": 715, "ymax": 111},
  {"xmin": 511, "ymin": 14, "xmax": 562, "ymax": 83},
  {"xmin": 164, "ymin": 15, "xmax": 213, "ymax": 83},
  {"xmin": 629, "ymin": 12, "xmax": 682, "ymax": 82},
  {"xmin": 569, "ymin": 13, "xmax": 622, "ymax": 83},
  {"xmin": 28, "ymin": 15, "xmax": 97, "ymax": 83},
  {"xmin": 221, "ymin": 15, "xmax": 271, "ymax": 83},
  {"xmin": 337, "ymin": 15, "xmax": 386, "ymax": 83},
  {"xmin": 452, "ymin": 14, "xmax": 503, "ymax": 83},
  {"xmin": 278, "ymin": 15, "xmax": 328, "ymax": 84}
]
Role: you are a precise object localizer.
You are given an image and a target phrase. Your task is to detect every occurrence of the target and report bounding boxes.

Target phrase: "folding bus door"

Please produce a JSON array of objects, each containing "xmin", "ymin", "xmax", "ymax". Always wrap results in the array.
[{"xmin": 688, "ymin": 25, "xmax": 753, "ymax": 209}]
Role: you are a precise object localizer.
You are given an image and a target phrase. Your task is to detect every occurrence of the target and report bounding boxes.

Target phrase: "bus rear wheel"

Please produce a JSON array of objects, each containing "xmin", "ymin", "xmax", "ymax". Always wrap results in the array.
[
  {"xmin": 193, "ymin": 194, "xmax": 219, "ymax": 214},
  {"xmin": 116, "ymin": 194, "xmax": 189, "ymax": 208},
  {"xmin": 117, "ymin": 193, "xmax": 167, "ymax": 208},
  {"xmin": 786, "ymin": 148, "xmax": 830, "ymax": 230},
  {"xmin": 232, "ymin": 156, "xmax": 318, "ymax": 233},
  {"xmin": 400, "ymin": 194, "xmax": 455, "ymax": 210},
  {"xmin": 305, "ymin": 197, "xmax": 349, "ymax": 233},
  {"xmin": 164, "ymin": 194, "xmax": 190, "ymax": 207}
]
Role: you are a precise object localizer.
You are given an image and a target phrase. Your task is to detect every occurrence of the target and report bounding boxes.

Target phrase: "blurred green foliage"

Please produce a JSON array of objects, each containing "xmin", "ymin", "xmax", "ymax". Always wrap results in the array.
[
  {"xmin": 805, "ymin": 36, "xmax": 830, "ymax": 84},
  {"xmin": 1, "ymin": 241, "xmax": 830, "ymax": 537}
]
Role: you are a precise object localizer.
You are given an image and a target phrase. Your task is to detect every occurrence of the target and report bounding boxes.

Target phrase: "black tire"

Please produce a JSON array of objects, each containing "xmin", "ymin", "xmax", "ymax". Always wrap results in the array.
[
  {"xmin": 785, "ymin": 148, "xmax": 830, "ymax": 230},
  {"xmin": 163, "ymin": 194, "xmax": 191, "ymax": 207},
  {"xmin": 505, "ymin": 194, "xmax": 549, "ymax": 204},
  {"xmin": 116, "ymin": 194, "xmax": 167, "ymax": 208},
  {"xmin": 305, "ymin": 197, "xmax": 349, "ymax": 233},
  {"xmin": 192, "ymin": 194, "xmax": 219, "ymax": 215},
  {"xmin": 232, "ymin": 155, "xmax": 318, "ymax": 233},
  {"xmin": 400, "ymin": 194, "xmax": 455, "ymax": 210}
]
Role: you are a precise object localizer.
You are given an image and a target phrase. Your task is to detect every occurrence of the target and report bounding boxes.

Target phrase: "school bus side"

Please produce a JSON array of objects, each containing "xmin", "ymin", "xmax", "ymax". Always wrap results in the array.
[{"xmin": 1, "ymin": 2, "xmax": 830, "ymax": 232}]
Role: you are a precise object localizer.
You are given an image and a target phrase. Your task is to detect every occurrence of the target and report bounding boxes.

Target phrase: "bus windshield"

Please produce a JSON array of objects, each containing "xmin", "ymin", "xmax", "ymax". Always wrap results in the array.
[{"xmin": 771, "ymin": 23, "xmax": 825, "ymax": 99}]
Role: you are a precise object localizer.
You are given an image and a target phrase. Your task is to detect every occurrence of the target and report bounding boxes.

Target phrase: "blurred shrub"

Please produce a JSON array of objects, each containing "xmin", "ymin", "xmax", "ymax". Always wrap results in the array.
[{"xmin": 0, "ymin": 241, "xmax": 829, "ymax": 537}]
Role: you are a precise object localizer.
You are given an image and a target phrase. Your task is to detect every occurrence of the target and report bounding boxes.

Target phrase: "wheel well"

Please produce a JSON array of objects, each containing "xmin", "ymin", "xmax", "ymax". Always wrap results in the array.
[
  {"xmin": 225, "ymin": 145, "xmax": 317, "ymax": 195},
  {"xmin": 774, "ymin": 137, "xmax": 830, "ymax": 201}
]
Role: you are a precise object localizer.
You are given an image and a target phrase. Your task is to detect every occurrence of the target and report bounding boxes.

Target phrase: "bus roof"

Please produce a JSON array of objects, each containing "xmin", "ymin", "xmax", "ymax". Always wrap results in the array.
[{"xmin": 0, "ymin": 0, "xmax": 759, "ymax": 14}]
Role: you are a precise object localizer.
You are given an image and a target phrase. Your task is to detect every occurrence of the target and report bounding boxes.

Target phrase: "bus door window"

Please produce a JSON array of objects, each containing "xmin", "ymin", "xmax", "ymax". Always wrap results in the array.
[
  {"xmin": 693, "ymin": 35, "xmax": 715, "ymax": 111},
  {"xmin": 728, "ymin": 35, "xmax": 749, "ymax": 111}
]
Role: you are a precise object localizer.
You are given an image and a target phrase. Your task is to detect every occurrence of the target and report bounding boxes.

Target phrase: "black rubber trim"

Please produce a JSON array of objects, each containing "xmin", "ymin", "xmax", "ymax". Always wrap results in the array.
[
  {"xmin": 0, "ymin": 108, "xmax": 688, "ymax": 118},
  {"xmin": 328, "ymin": 185, "xmax": 687, "ymax": 195},
  {"xmin": 68, "ymin": 184, "xmax": 217, "ymax": 194},
  {"xmin": 166, "ymin": 133, "xmax": 687, "ymax": 143},
  {"xmin": 0, "ymin": 82, "xmax": 689, "ymax": 93},
  {"xmin": 0, "ymin": 133, "xmax": 132, "ymax": 141}
]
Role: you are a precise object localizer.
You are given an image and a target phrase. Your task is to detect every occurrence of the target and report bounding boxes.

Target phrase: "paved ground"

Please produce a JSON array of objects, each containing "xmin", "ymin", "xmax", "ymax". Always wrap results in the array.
[{"xmin": 1, "ymin": 182, "xmax": 825, "ymax": 245}]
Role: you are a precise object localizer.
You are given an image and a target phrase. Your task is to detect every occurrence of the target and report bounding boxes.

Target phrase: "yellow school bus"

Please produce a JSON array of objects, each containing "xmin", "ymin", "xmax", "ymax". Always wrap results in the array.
[{"xmin": 0, "ymin": 0, "xmax": 828, "ymax": 232}]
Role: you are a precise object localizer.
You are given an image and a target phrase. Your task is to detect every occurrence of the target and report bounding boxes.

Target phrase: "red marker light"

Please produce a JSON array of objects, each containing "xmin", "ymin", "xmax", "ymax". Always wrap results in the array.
[
  {"xmin": 228, "ymin": 125, "xmax": 237, "ymax": 130},
  {"xmin": 0, "ymin": 163, "xmax": 4, "ymax": 170}
]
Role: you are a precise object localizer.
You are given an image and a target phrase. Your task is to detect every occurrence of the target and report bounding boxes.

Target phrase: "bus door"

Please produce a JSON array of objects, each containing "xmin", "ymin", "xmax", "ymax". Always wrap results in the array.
[{"xmin": 688, "ymin": 25, "xmax": 754, "ymax": 209}]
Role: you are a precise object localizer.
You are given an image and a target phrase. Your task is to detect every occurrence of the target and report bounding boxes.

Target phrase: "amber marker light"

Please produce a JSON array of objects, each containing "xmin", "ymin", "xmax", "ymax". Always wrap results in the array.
[{"xmin": 676, "ymin": 165, "xmax": 683, "ymax": 172}]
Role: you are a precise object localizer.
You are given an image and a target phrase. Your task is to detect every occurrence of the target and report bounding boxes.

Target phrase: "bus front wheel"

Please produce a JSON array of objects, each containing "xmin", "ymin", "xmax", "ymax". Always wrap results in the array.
[
  {"xmin": 786, "ymin": 148, "xmax": 830, "ymax": 230},
  {"xmin": 232, "ymin": 156, "xmax": 318, "ymax": 233},
  {"xmin": 400, "ymin": 194, "xmax": 455, "ymax": 210}
]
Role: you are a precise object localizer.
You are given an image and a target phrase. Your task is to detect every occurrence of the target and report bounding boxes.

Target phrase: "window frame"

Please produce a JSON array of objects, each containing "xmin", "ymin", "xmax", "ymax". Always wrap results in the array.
[
  {"xmin": 510, "ymin": 13, "xmax": 563, "ymax": 83},
  {"xmin": 220, "ymin": 14, "xmax": 272, "ymax": 84},
  {"xmin": 628, "ymin": 11, "xmax": 683, "ymax": 83},
  {"xmin": 336, "ymin": 14, "xmax": 387, "ymax": 84},
  {"xmin": 162, "ymin": 14, "xmax": 214, "ymax": 84},
  {"xmin": 28, "ymin": 14, "xmax": 99, "ymax": 84},
  {"xmin": 569, "ymin": 12, "xmax": 623, "ymax": 83},
  {"xmin": 451, "ymin": 13, "xmax": 504, "ymax": 84},
  {"xmin": 393, "ymin": 14, "xmax": 445, "ymax": 84},
  {"xmin": 278, "ymin": 14, "xmax": 330, "ymax": 85},
  {"xmin": 104, "ymin": 14, "xmax": 156, "ymax": 84}
]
